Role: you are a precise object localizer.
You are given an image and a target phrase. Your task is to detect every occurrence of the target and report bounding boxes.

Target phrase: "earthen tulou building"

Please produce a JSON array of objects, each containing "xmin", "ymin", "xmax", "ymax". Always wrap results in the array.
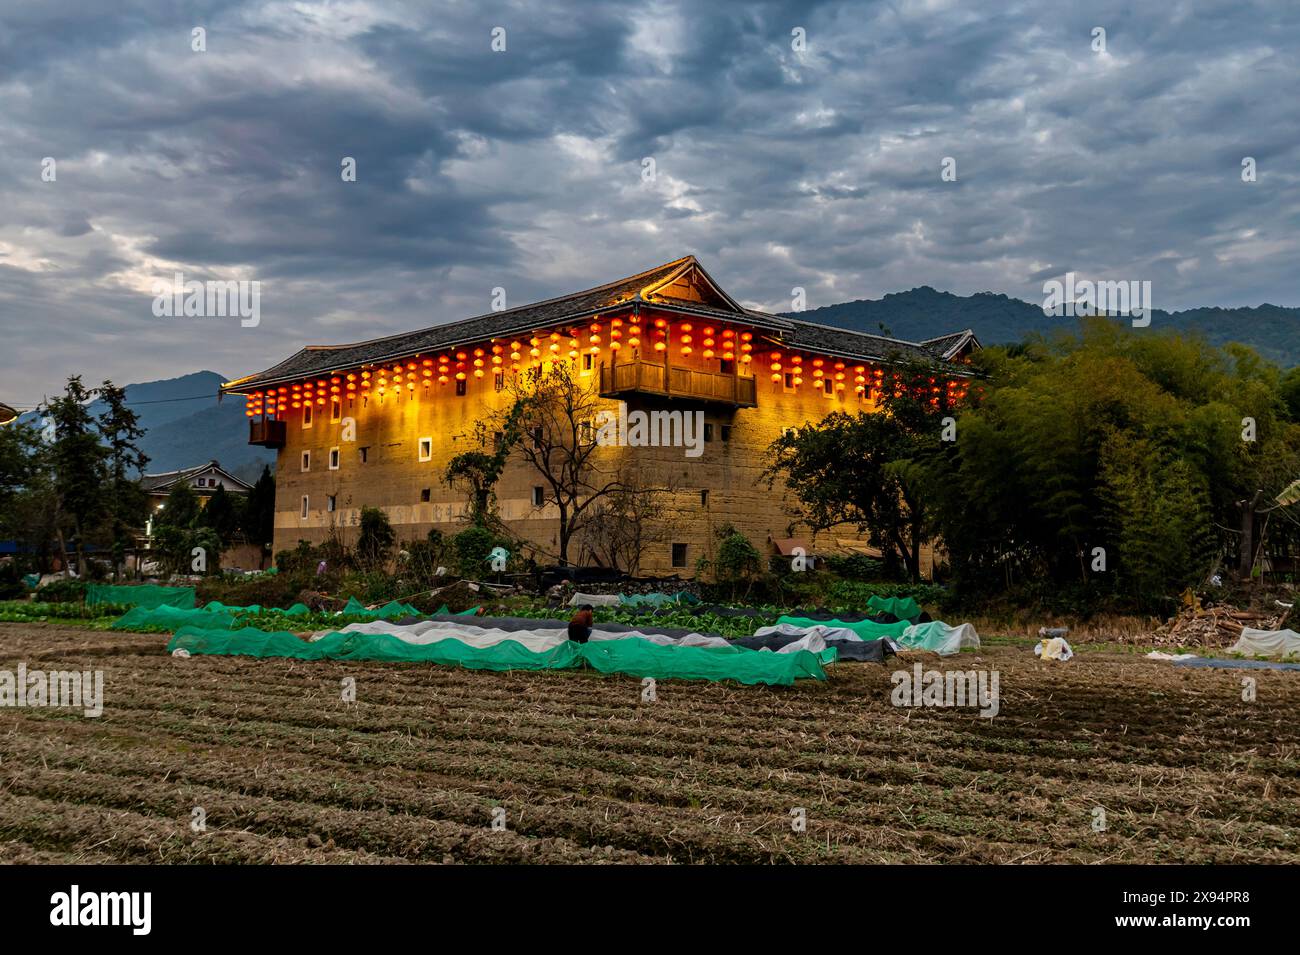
[{"xmin": 222, "ymin": 256, "xmax": 980, "ymax": 576}]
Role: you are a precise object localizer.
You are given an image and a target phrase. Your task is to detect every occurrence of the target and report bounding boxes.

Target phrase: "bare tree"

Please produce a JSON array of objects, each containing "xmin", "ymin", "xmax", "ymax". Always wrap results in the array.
[
  {"xmin": 459, "ymin": 362, "xmax": 627, "ymax": 566},
  {"xmin": 580, "ymin": 468, "xmax": 676, "ymax": 574}
]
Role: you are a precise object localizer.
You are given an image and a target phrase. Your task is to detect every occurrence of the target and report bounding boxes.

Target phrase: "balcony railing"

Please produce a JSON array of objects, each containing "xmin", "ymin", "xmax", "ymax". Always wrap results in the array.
[
  {"xmin": 599, "ymin": 360, "xmax": 757, "ymax": 407},
  {"xmin": 248, "ymin": 418, "xmax": 287, "ymax": 448}
]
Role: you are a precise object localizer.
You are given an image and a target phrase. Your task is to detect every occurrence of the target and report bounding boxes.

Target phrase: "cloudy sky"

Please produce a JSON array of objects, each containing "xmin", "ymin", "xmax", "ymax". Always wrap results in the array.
[{"xmin": 1, "ymin": 0, "xmax": 1296, "ymax": 405}]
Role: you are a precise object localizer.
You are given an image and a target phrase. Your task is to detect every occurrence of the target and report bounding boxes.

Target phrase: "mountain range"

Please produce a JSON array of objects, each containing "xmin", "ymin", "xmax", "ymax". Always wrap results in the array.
[
  {"xmin": 786, "ymin": 287, "xmax": 1300, "ymax": 366},
  {"xmin": 18, "ymin": 371, "xmax": 274, "ymax": 483},
  {"xmin": 14, "ymin": 289, "xmax": 1297, "ymax": 481}
]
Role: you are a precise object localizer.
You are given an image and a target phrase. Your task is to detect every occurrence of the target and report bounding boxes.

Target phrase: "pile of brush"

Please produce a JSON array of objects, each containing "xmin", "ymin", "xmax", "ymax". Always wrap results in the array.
[{"xmin": 1149, "ymin": 603, "xmax": 1287, "ymax": 648}]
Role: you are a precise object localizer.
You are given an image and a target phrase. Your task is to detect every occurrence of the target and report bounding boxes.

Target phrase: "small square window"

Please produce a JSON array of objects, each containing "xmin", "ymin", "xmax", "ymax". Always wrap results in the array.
[
  {"xmin": 327, "ymin": 495, "xmax": 336, "ymax": 513},
  {"xmin": 300, "ymin": 495, "xmax": 309, "ymax": 519},
  {"xmin": 301, "ymin": 450, "xmax": 311, "ymax": 472},
  {"xmin": 418, "ymin": 437, "xmax": 432, "ymax": 462},
  {"xmin": 720, "ymin": 359, "xmax": 735, "ymax": 374},
  {"xmin": 823, "ymin": 379, "xmax": 834, "ymax": 396},
  {"xmin": 455, "ymin": 379, "xmax": 467, "ymax": 396},
  {"xmin": 303, "ymin": 404, "xmax": 313, "ymax": 428},
  {"xmin": 783, "ymin": 372, "xmax": 796, "ymax": 393},
  {"xmin": 532, "ymin": 486, "xmax": 544, "ymax": 507},
  {"xmin": 720, "ymin": 425, "xmax": 732, "ymax": 442},
  {"xmin": 582, "ymin": 354, "xmax": 594, "ymax": 372},
  {"xmin": 329, "ymin": 447, "xmax": 340, "ymax": 470},
  {"xmin": 671, "ymin": 543, "xmax": 687, "ymax": 568},
  {"xmin": 420, "ymin": 488, "xmax": 431, "ymax": 503}
]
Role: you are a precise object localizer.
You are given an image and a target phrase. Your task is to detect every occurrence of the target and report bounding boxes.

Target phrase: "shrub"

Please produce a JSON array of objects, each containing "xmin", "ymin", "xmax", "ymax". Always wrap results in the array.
[
  {"xmin": 823, "ymin": 553, "xmax": 884, "ymax": 581},
  {"xmin": 195, "ymin": 574, "xmax": 303, "ymax": 609},
  {"xmin": 34, "ymin": 578, "xmax": 87, "ymax": 603},
  {"xmin": 451, "ymin": 526, "xmax": 498, "ymax": 577},
  {"xmin": 0, "ymin": 564, "xmax": 27, "ymax": 600},
  {"xmin": 356, "ymin": 507, "xmax": 396, "ymax": 569}
]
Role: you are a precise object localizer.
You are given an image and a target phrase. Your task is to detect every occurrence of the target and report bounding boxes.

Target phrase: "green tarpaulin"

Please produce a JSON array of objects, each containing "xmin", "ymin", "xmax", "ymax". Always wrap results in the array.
[
  {"xmin": 87, "ymin": 584, "xmax": 195, "ymax": 610},
  {"xmin": 777, "ymin": 614, "xmax": 911, "ymax": 639},
  {"xmin": 111, "ymin": 604, "xmax": 237, "ymax": 631},
  {"xmin": 341, "ymin": 596, "xmax": 422, "ymax": 618},
  {"xmin": 167, "ymin": 625, "xmax": 831, "ymax": 685},
  {"xmin": 866, "ymin": 595, "xmax": 922, "ymax": 623}
]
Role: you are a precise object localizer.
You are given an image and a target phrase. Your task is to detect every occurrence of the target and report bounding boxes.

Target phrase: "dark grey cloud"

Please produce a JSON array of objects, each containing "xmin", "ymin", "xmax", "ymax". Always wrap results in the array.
[{"xmin": 0, "ymin": 0, "xmax": 1297, "ymax": 407}]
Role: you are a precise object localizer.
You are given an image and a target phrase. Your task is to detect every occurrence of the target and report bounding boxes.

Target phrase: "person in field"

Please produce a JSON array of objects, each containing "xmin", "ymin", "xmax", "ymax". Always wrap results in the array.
[{"xmin": 568, "ymin": 604, "xmax": 594, "ymax": 643}]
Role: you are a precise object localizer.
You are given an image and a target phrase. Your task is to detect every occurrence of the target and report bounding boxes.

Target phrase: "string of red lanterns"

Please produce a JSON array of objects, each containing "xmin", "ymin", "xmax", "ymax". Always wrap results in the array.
[{"xmin": 241, "ymin": 318, "xmax": 973, "ymax": 416}]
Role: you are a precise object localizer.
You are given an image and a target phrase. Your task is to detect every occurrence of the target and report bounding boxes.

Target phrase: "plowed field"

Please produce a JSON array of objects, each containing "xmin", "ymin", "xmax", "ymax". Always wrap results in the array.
[{"xmin": 1, "ymin": 623, "xmax": 1297, "ymax": 863}]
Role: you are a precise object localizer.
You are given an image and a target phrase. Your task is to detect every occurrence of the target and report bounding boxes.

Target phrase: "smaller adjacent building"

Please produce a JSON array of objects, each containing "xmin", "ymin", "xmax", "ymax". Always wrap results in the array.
[
  {"xmin": 139, "ymin": 461, "xmax": 261, "ymax": 570},
  {"xmin": 141, "ymin": 460, "xmax": 253, "ymax": 516}
]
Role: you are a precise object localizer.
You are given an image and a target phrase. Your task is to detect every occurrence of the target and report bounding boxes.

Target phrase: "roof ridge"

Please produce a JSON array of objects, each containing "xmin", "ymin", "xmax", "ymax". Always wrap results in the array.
[
  {"xmin": 293, "ymin": 255, "xmax": 697, "ymax": 356},
  {"xmin": 786, "ymin": 314, "xmax": 956, "ymax": 350}
]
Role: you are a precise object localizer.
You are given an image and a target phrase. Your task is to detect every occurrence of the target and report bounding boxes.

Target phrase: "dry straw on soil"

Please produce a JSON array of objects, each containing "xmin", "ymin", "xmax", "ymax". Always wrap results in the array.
[{"xmin": 1, "ymin": 623, "xmax": 1297, "ymax": 864}]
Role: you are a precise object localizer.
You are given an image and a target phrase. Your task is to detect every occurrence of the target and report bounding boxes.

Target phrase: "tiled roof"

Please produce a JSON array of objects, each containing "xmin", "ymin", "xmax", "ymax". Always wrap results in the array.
[
  {"xmin": 224, "ymin": 256, "xmax": 974, "ymax": 392},
  {"xmin": 920, "ymin": 329, "xmax": 980, "ymax": 361},
  {"xmin": 141, "ymin": 460, "xmax": 251, "ymax": 492}
]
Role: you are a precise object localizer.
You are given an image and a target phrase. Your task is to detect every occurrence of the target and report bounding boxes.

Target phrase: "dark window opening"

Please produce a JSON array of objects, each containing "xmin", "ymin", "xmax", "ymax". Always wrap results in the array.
[
  {"xmin": 720, "ymin": 425, "xmax": 732, "ymax": 441},
  {"xmin": 704, "ymin": 423, "xmax": 714, "ymax": 441},
  {"xmin": 359, "ymin": 446, "xmax": 369, "ymax": 463},
  {"xmin": 420, "ymin": 488, "xmax": 431, "ymax": 503},
  {"xmin": 700, "ymin": 489, "xmax": 709, "ymax": 507},
  {"xmin": 532, "ymin": 486, "xmax": 544, "ymax": 507},
  {"xmin": 671, "ymin": 543, "xmax": 687, "ymax": 568},
  {"xmin": 456, "ymin": 379, "xmax": 467, "ymax": 396},
  {"xmin": 720, "ymin": 359, "xmax": 735, "ymax": 374}
]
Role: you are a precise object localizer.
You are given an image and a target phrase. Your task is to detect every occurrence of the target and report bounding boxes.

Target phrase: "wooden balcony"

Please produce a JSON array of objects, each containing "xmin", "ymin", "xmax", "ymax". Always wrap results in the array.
[
  {"xmin": 599, "ymin": 360, "xmax": 757, "ymax": 407},
  {"xmin": 248, "ymin": 418, "xmax": 287, "ymax": 448}
]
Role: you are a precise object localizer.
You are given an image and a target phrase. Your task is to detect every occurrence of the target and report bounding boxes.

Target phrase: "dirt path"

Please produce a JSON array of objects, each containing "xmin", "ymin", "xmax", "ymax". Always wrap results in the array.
[{"xmin": 1, "ymin": 622, "xmax": 1296, "ymax": 863}]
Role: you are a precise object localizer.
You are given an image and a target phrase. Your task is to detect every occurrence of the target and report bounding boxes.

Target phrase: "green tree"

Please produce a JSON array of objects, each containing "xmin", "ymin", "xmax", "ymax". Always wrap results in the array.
[
  {"xmin": 198, "ymin": 483, "xmax": 240, "ymax": 546},
  {"xmin": 96, "ymin": 381, "xmax": 150, "ymax": 578},
  {"xmin": 925, "ymin": 320, "xmax": 1300, "ymax": 608},
  {"xmin": 765, "ymin": 360, "xmax": 956, "ymax": 581},
  {"xmin": 241, "ymin": 466, "xmax": 276, "ymax": 565},
  {"xmin": 156, "ymin": 479, "xmax": 200, "ymax": 530},
  {"xmin": 41, "ymin": 377, "xmax": 109, "ymax": 576}
]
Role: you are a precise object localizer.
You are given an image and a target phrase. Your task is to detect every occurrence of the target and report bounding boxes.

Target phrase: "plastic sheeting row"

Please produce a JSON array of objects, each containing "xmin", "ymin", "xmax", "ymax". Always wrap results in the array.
[
  {"xmin": 111, "ymin": 598, "xmax": 474, "ymax": 631},
  {"xmin": 775, "ymin": 616, "xmax": 978, "ymax": 655},
  {"xmin": 168, "ymin": 620, "xmax": 833, "ymax": 685}
]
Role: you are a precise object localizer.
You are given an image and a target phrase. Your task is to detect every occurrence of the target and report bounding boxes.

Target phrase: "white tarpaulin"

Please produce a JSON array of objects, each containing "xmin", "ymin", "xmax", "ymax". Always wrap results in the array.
[
  {"xmin": 310, "ymin": 618, "xmax": 821, "ymax": 654},
  {"xmin": 898, "ymin": 621, "xmax": 981, "ymax": 657},
  {"xmin": 1229, "ymin": 628, "xmax": 1300, "ymax": 659},
  {"xmin": 753, "ymin": 623, "xmax": 864, "ymax": 643},
  {"xmin": 568, "ymin": 592, "xmax": 622, "ymax": 607}
]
